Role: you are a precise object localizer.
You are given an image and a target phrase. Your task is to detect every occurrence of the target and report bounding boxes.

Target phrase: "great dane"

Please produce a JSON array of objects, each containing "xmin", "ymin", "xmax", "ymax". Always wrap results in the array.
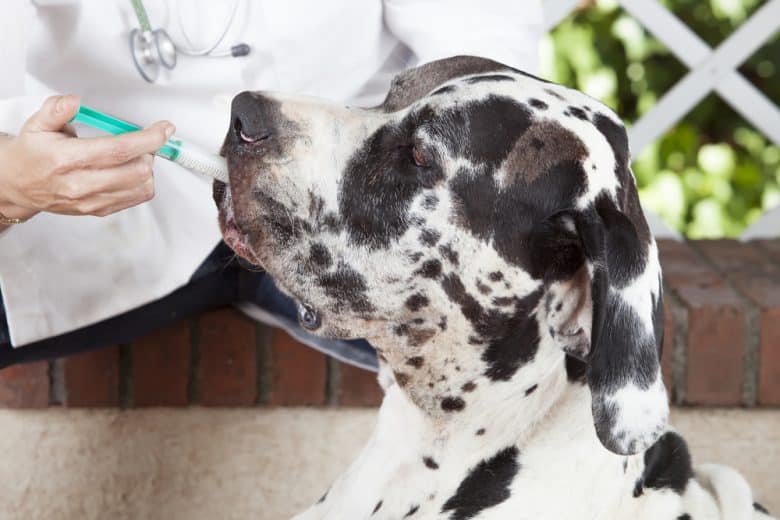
[{"xmin": 214, "ymin": 56, "xmax": 773, "ymax": 520}]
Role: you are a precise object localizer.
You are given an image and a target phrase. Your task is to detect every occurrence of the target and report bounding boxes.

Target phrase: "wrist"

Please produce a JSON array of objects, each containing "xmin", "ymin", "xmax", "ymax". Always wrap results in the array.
[{"xmin": 0, "ymin": 133, "xmax": 38, "ymax": 224}]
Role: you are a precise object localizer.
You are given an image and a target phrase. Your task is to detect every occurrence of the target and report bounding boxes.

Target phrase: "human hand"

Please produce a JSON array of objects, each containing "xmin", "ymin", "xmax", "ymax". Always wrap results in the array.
[{"xmin": 0, "ymin": 95, "xmax": 175, "ymax": 222}]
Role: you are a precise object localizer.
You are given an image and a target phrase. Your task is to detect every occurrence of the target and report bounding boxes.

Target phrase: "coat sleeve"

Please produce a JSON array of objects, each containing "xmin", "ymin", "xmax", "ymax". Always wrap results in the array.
[{"xmin": 382, "ymin": 0, "xmax": 544, "ymax": 73}]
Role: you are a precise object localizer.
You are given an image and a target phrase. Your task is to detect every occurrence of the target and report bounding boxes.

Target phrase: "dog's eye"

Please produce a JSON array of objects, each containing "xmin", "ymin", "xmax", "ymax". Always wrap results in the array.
[{"xmin": 412, "ymin": 145, "xmax": 428, "ymax": 168}]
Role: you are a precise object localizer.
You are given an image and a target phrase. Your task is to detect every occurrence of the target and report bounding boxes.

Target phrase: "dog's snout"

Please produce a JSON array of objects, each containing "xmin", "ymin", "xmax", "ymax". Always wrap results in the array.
[{"xmin": 231, "ymin": 91, "xmax": 277, "ymax": 144}]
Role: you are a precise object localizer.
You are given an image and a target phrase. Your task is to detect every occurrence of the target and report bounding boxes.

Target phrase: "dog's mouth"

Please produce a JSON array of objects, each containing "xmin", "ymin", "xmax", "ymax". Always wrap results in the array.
[{"xmin": 214, "ymin": 180, "xmax": 263, "ymax": 266}]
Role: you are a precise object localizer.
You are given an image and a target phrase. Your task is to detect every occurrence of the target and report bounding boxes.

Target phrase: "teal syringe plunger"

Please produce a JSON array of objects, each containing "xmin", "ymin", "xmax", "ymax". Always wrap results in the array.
[{"xmin": 69, "ymin": 105, "xmax": 229, "ymax": 183}]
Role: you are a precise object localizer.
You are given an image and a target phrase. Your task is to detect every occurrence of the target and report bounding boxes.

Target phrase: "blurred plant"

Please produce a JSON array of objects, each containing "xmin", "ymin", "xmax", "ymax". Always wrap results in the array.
[{"xmin": 541, "ymin": 0, "xmax": 779, "ymax": 237}]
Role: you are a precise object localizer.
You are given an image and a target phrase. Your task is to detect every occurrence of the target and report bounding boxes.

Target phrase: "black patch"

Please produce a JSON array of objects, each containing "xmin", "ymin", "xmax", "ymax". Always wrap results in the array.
[
  {"xmin": 423, "ymin": 457, "xmax": 439, "ymax": 470},
  {"xmin": 423, "ymin": 194, "xmax": 439, "ymax": 210},
  {"xmin": 405, "ymin": 293, "xmax": 430, "ymax": 311},
  {"xmin": 528, "ymin": 98, "xmax": 548, "ymax": 110},
  {"xmin": 339, "ymin": 106, "xmax": 446, "ymax": 250},
  {"xmin": 372, "ymin": 501, "xmax": 383, "ymax": 515},
  {"xmin": 441, "ymin": 446, "xmax": 520, "ymax": 520},
  {"xmin": 464, "ymin": 74, "xmax": 515, "ymax": 84},
  {"xmin": 524, "ymin": 384, "xmax": 538, "ymax": 396},
  {"xmin": 408, "ymin": 251, "xmax": 424, "ymax": 263},
  {"xmin": 488, "ymin": 272, "xmax": 503, "ymax": 282},
  {"xmin": 318, "ymin": 262, "xmax": 375, "ymax": 314},
  {"xmin": 441, "ymin": 273, "xmax": 543, "ymax": 381},
  {"xmin": 476, "ymin": 428, "xmax": 486, "ymax": 435},
  {"xmin": 441, "ymin": 396, "xmax": 465, "ymax": 412},
  {"xmin": 594, "ymin": 193, "xmax": 648, "ymax": 289},
  {"xmin": 492, "ymin": 296, "xmax": 513, "ymax": 306},
  {"xmin": 677, "ymin": 515, "xmax": 691, "ymax": 520},
  {"xmin": 416, "ymin": 259, "xmax": 442, "ymax": 279},
  {"xmin": 439, "ymin": 243, "xmax": 459, "ymax": 265},
  {"xmin": 565, "ymin": 355, "xmax": 587, "ymax": 383},
  {"xmin": 544, "ymin": 88, "xmax": 566, "ymax": 100},
  {"xmin": 404, "ymin": 505, "xmax": 420, "ymax": 517},
  {"xmin": 755, "ymin": 503, "xmax": 771, "ymax": 515},
  {"xmin": 406, "ymin": 356, "xmax": 425, "ymax": 368},
  {"xmin": 317, "ymin": 490, "xmax": 328, "ymax": 504},
  {"xmin": 420, "ymin": 228, "xmax": 441, "ymax": 247},
  {"xmin": 461, "ymin": 381, "xmax": 477, "ymax": 392},
  {"xmin": 633, "ymin": 432, "xmax": 693, "ymax": 498},
  {"xmin": 309, "ymin": 242, "xmax": 333, "ymax": 269},
  {"xmin": 530, "ymin": 137, "xmax": 544, "ymax": 150},
  {"xmin": 431, "ymin": 84, "xmax": 457, "ymax": 96},
  {"xmin": 566, "ymin": 106, "xmax": 588, "ymax": 120}
]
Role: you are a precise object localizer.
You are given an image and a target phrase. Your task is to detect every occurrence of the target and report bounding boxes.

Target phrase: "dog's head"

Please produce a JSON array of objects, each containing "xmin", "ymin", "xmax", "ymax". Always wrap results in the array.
[{"xmin": 215, "ymin": 56, "xmax": 667, "ymax": 455}]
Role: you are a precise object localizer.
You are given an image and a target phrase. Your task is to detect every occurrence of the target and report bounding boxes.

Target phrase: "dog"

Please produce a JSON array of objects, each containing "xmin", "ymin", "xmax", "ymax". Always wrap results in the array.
[{"xmin": 214, "ymin": 56, "xmax": 774, "ymax": 520}]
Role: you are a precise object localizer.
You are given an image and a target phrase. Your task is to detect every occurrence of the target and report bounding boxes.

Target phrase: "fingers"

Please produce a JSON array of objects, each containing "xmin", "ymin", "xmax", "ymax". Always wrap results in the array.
[
  {"xmin": 59, "ymin": 120, "xmax": 175, "ymax": 170},
  {"xmin": 48, "ymin": 156, "xmax": 157, "ymax": 216},
  {"xmin": 23, "ymin": 94, "xmax": 80, "ymax": 133}
]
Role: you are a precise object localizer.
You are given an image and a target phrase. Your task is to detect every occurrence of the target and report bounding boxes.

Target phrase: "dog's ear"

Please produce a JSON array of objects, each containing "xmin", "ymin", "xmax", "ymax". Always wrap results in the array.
[
  {"xmin": 532, "ymin": 194, "xmax": 667, "ymax": 456},
  {"xmin": 379, "ymin": 55, "xmax": 512, "ymax": 111}
]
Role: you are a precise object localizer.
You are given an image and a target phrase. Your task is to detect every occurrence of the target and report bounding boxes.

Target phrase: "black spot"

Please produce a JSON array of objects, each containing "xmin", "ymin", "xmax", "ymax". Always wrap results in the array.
[
  {"xmin": 528, "ymin": 98, "xmax": 548, "ymax": 110},
  {"xmin": 677, "ymin": 515, "xmax": 691, "ymax": 520},
  {"xmin": 530, "ymin": 137, "xmax": 544, "ymax": 150},
  {"xmin": 441, "ymin": 446, "xmax": 520, "ymax": 520},
  {"xmin": 476, "ymin": 428, "xmax": 485, "ymax": 436},
  {"xmin": 438, "ymin": 243, "xmax": 459, "ymax": 265},
  {"xmin": 372, "ymin": 501, "xmax": 383, "ymax": 515},
  {"xmin": 309, "ymin": 242, "xmax": 333, "ymax": 268},
  {"xmin": 492, "ymin": 296, "xmax": 513, "ymax": 306},
  {"xmin": 431, "ymin": 84, "xmax": 456, "ymax": 96},
  {"xmin": 404, "ymin": 505, "xmax": 420, "ymax": 517},
  {"xmin": 476, "ymin": 280, "xmax": 492, "ymax": 295},
  {"xmin": 395, "ymin": 372, "xmax": 410, "ymax": 387},
  {"xmin": 465, "ymin": 74, "xmax": 515, "ymax": 84},
  {"xmin": 633, "ymin": 432, "xmax": 692, "ymax": 498},
  {"xmin": 417, "ymin": 259, "xmax": 442, "ymax": 279},
  {"xmin": 420, "ymin": 228, "xmax": 441, "ymax": 247},
  {"xmin": 423, "ymin": 457, "xmax": 439, "ymax": 470},
  {"xmin": 755, "ymin": 503, "xmax": 770, "ymax": 515},
  {"xmin": 438, "ymin": 316, "xmax": 448, "ymax": 331},
  {"xmin": 318, "ymin": 262, "xmax": 375, "ymax": 315},
  {"xmin": 423, "ymin": 194, "xmax": 439, "ymax": 210},
  {"xmin": 408, "ymin": 251, "xmax": 424, "ymax": 263},
  {"xmin": 555, "ymin": 302, "xmax": 563, "ymax": 312},
  {"xmin": 317, "ymin": 490, "xmax": 328, "ymax": 503},
  {"xmin": 405, "ymin": 293, "xmax": 430, "ymax": 311},
  {"xmin": 524, "ymin": 384, "xmax": 538, "ymax": 396},
  {"xmin": 406, "ymin": 356, "xmax": 425, "ymax": 368},
  {"xmin": 566, "ymin": 106, "xmax": 588, "ymax": 120},
  {"xmin": 544, "ymin": 88, "xmax": 565, "ymax": 100},
  {"xmin": 441, "ymin": 396, "xmax": 465, "ymax": 412},
  {"xmin": 461, "ymin": 381, "xmax": 477, "ymax": 392},
  {"xmin": 488, "ymin": 272, "xmax": 503, "ymax": 282}
]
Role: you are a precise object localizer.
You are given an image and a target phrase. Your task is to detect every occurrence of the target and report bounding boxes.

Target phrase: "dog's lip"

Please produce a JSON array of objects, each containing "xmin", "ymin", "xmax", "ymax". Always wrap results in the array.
[{"xmin": 222, "ymin": 216, "xmax": 255, "ymax": 261}]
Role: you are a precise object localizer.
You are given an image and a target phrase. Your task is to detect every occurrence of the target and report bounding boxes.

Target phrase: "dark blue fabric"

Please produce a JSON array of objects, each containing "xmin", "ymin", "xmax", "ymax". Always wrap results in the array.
[{"xmin": 0, "ymin": 242, "xmax": 377, "ymax": 370}]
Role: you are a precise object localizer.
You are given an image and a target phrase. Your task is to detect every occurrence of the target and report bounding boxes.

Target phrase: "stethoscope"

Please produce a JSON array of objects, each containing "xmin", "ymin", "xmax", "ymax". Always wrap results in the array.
[{"xmin": 129, "ymin": 0, "xmax": 251, "ymax": 83}]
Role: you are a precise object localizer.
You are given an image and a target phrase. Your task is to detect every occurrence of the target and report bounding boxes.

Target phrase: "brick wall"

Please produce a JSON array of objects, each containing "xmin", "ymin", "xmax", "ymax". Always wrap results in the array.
[{"xmin": 1, "ymin": 239, "xmax": 778, "ymax": 409}]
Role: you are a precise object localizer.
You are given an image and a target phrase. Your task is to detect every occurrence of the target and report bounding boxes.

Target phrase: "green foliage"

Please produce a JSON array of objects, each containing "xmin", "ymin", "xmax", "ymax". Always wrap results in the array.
[{"xmin": 542, "ymin": 0, "xmax": 779, "ymax": 237}]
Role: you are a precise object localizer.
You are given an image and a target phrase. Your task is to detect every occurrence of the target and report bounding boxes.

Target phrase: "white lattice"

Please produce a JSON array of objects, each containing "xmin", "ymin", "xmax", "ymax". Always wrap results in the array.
[{"xmin": 542, "ymin": 0, "xmax": 780, "ymax": 238}]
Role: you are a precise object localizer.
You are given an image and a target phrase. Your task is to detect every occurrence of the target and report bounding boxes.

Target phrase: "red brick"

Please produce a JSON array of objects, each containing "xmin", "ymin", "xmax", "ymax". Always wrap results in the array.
[
  {"xmin": 131, "ymin": 320, "xmax": 191, "ymax": 407},
  {"xmin": 758, "ymin": 308, "xmax": 780, "ymax": 406},
  {"xmin": 677, "ymin": 285, "xmax": 746, "ymax": 406},
  {"xmin": 657, "ymin": 239, "xmax": 722, "ymax": 288},
  {"xmin": 338, "ymin": 363, "xmax": 383, "ymax": 406},
  {"xmin": 661, "ymin": 299, "xmax": 675, "ymax": 398},
  {"xmin": 755, "ymin": 239, "xmax": 780, "ymax": 263},
  {"xmin": 197, "ymin": 308, "xmax": 257, "ymax": 406},
  {"xmin": 268, "ymin": 330, "xmax": 326, "ymax": 406},
  {"xmin": 0, "ymin": 362, "xmax": 49, "ymax": 408},
  {"xmin": 62, "ymin": 347, "xmax": 119, "ymax": 407}
]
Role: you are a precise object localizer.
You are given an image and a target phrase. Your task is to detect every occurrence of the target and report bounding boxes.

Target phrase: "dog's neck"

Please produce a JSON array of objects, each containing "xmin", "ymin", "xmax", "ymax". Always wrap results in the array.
[{"xmin": 301, "ymin": 338, "xmax": 586, "ymax": 519}]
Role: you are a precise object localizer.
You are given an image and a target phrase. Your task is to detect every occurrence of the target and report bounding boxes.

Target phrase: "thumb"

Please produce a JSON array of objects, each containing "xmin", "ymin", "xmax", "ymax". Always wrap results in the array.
[{"xmin": 22, "ymin": 94, "xmax": 80, "ymax": 134}]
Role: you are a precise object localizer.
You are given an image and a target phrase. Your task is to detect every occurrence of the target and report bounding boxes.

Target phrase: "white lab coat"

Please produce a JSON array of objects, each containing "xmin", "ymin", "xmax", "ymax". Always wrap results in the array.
[{"xmin": 0, "ymin": 0, "xmax": 543, "ymax": 347}]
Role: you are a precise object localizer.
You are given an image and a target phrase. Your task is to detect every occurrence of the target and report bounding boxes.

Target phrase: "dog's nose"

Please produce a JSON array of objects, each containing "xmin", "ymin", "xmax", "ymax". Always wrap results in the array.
[{"xmin": 231, "ymin": 91, "xmax": 276, "ymax": 144}]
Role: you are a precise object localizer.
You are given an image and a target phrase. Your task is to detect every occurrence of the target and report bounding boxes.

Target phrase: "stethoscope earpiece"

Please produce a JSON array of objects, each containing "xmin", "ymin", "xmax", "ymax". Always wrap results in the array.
[{"xmin": 129, "ymin": 0, "xmax": 249, "ymax": 83}]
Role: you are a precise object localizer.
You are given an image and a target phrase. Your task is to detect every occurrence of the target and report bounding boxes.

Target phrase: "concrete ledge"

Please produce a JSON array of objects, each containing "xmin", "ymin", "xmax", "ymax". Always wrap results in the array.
[{"xmin": 0, "ymin": 407, "xmax": 776, "ymax": 519}]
